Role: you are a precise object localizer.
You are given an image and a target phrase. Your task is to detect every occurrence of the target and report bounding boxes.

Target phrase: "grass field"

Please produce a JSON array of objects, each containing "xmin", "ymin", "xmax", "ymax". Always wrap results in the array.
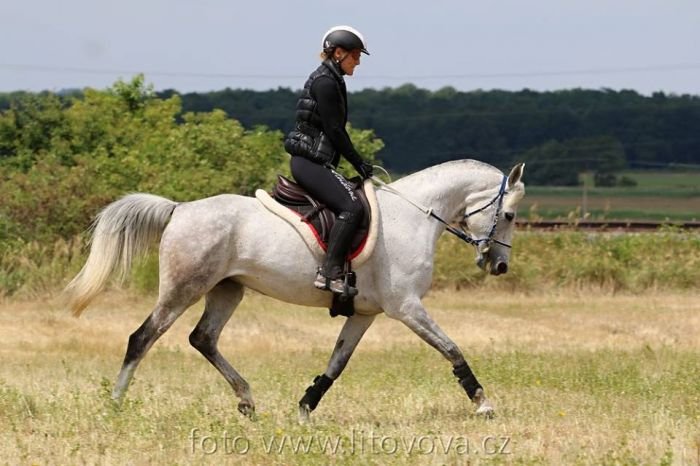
[
  {"xmin": 521, "ymin": 170, "xmax": 700, "ymax": 221},
  {"xmin": 1, "ymin": 290, "xmax": 699, "ymax": 464}
]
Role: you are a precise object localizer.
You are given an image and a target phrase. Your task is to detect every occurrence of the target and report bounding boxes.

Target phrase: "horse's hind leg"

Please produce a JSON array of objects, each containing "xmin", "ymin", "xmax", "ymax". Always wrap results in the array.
[
  {"xmin": 112, "ymin": 296, "xmax": 193, "ymax": 402},
  {"xmin": 188, "ymin": 280, "xmax": 254, "ymax": 417}
]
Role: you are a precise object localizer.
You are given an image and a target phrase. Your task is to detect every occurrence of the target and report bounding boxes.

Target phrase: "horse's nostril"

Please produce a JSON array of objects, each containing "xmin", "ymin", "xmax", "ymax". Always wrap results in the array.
[{"xmin": 496, "ymin": 262, "xmax": 508, "ymax": 274}]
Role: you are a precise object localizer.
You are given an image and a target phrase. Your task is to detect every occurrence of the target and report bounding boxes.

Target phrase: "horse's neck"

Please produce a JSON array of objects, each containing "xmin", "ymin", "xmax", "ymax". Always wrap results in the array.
[
  {"xmin": 378, "ymin": 161, "xmax": 503, "ymax": 253},
  {"xmin": 390, "ymin": 161, "xmax": 502, "ymax": 219}
]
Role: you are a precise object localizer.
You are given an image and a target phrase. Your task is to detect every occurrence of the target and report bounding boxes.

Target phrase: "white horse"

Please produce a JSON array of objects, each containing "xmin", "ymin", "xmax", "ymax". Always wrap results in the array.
[{"xmin": 66, "ymin": 159, "xmax": 525, "ymax": 420}]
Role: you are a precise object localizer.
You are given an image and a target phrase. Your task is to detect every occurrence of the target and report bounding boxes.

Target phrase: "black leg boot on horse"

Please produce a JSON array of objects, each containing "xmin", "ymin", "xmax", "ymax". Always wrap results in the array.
[{"xmin": 314, "ymin": 211, "xmax": 360, "ymax": 297}]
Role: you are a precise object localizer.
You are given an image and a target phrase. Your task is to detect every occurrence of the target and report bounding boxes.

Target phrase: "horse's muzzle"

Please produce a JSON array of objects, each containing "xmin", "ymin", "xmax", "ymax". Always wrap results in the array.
[
  {"xmin": 485, "ymin": 255, "xmax": 508, "ymax": 275},
  {"xmin": 489, "ymin": 257, "xmax": 508, "ymax": 275},
  {"xmin": 475, "ymin": 251, "xmax": 509, "ymax": 275}
]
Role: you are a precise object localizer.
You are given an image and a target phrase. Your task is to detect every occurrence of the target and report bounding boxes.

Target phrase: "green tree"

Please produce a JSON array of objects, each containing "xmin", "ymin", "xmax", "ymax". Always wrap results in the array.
[
  {"xmin": 520, "ymin": 140, "xmax": 579, "ymax": 185},
  {"xmin": 566, "ymin": 136, "xmax": 626, "ymax": 186},
  {"xmin": 164, "ymin": 86, "xmax": 700, "ymax": 177},
  {"xmin": 0, "ymin": 77, "xmax": 384, "ymax": 244}
]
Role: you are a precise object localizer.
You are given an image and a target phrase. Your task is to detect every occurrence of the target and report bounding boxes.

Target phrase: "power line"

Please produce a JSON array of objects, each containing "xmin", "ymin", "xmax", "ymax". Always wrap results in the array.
[
  {"xmin": 368, "ymin": 63, "xmax": 700, "ymax": 80},
  {"xmin": 0, "ymin": 64, "xmax": 303, "ymax": 80},
  {"xmin": 1, "ymin": 62, "xmax": 700, "ymax": 81}
]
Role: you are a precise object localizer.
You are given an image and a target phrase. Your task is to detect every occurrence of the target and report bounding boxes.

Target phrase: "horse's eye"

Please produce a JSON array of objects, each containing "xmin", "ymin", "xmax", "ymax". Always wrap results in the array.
[{"xmin": 505, "ymin": 212, "xmax": 515, "ymax": 222}]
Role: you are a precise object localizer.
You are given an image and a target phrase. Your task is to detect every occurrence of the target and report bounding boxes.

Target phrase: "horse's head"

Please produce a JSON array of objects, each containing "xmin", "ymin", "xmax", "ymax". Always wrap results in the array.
[{"xmin": 461, "ymin": 163, "xmax": 525, "ymax": 275}]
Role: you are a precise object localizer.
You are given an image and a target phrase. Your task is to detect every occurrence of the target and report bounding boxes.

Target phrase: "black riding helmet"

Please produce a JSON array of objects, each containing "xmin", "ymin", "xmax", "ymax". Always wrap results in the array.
[{"xmin": 322, "ymin": 25, "xmax": 370, "ymax": 55}]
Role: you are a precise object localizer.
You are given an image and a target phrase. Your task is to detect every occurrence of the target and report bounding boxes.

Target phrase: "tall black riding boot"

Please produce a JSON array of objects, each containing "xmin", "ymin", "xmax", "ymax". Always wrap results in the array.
[{"xmin": 314, "ymin": 211, "xmax": 359, "ymax": 295}]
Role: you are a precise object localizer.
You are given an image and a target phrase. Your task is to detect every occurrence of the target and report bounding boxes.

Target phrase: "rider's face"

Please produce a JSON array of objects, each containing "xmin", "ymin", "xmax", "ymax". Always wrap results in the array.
[{"xmin": 335, "ymin": 48, "xmax": 361, "ymax": 76}]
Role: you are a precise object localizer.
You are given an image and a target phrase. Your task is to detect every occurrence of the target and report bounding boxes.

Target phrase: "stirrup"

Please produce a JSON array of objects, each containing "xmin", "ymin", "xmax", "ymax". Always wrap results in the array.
[{"xmin": 314, "ymin": 270, "xmax": 358, "ymax": 297}]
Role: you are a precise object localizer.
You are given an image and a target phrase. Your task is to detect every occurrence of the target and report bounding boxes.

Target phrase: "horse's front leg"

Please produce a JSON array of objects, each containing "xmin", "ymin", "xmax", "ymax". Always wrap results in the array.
[
  {"xmin": 299, "ymin": 313, "xmax": 376, "ymax": 421},
  {"xmin": 386, "ymin": 298, "xmax": 495, "ymax": 417}
]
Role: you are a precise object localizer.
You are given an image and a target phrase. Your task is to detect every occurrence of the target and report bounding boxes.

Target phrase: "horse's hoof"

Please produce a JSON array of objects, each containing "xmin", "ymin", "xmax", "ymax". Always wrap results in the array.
[
  {"xmin": 298, "ymin": 404, "xmax": 311, "ymax": 424},
  {"xmin": 473, "ymin": 389, "xmax": 495, "ymax": 419},
  {"xmin": 238, "ymin": 401, "xmax": 256, "ymax": 420},
  {"xmin": 110, "ymin": 390, "xmax": 125, "ymax": 406},
  {"xmin": 476, "ymin": 402, "xmax": 495, "ymax": 419}
]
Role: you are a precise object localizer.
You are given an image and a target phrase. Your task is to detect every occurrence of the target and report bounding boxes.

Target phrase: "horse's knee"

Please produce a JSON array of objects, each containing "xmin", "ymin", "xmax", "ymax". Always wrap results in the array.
[{"xmin": 445, "ymin": 344, "xmax": 463, "ymax": 362}]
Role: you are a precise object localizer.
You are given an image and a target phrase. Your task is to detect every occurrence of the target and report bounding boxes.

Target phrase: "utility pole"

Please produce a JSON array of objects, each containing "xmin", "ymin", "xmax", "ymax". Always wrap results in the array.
[{"xmin": 581, "ymin": 170, "xmax": 588, "ymax": 219}]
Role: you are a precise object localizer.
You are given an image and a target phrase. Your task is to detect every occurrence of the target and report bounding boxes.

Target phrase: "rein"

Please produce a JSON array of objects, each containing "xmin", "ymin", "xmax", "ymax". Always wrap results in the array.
[{"xmin": 371, "ymin": 174, "xmax": 511, "ymax": 250}]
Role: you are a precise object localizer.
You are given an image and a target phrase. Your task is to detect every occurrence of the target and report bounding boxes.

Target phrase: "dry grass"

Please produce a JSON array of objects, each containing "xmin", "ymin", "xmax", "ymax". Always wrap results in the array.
[{"xmin": 1, "ymin": 290, "xmax": 699, "ymax": 465}]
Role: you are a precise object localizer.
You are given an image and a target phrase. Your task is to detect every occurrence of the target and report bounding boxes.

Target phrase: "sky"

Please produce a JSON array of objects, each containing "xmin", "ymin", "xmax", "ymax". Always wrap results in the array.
[{"xmin": 2, "ymin": 0, "xmax": 699, "ymax": 95}]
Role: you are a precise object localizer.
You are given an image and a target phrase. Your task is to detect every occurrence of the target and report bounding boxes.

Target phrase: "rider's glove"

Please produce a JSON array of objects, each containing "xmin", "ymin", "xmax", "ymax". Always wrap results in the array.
[{"xmin": 358, "ymin": 162, "xmax": 374, "ymax": 180}]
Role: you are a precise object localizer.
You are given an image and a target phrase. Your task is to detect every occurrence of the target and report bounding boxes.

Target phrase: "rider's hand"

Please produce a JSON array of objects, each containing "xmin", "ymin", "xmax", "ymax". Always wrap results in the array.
[{"xmin": 358, "ymin": 162, "xmax": 374, "ymax": 180}]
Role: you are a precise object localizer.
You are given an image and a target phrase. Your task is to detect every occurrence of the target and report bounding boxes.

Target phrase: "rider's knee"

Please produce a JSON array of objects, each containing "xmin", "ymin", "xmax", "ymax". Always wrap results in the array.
[
  {"xmin": 341, "ymin": 202, "xmax": 363, "ymax": 220},
  {"xmin": 338, "ymin": 209, "xmax": 361, "ymax": 224}
]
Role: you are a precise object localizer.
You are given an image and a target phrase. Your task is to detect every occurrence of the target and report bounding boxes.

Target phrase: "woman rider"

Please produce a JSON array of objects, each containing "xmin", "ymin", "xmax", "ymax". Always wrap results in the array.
[{"xmin": 284, "ymin": 25, "xmax": 373, "ymax": 296}]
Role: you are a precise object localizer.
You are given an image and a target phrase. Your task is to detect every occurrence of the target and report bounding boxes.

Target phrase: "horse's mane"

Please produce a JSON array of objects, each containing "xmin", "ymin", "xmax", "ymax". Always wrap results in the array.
[{"xmin": 392, "ymin": 159, "xmax": 502, "ymax": 185}]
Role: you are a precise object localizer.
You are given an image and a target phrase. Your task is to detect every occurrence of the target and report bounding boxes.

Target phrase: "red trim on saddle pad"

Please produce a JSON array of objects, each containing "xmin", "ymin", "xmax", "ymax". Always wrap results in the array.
[{"xmin": 290, "ymin": 211, "xmax": 368, "ymax": 258}]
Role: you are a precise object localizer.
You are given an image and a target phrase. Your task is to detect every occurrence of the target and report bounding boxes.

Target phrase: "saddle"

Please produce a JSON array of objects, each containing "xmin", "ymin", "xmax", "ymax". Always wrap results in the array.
[
  {"xmin": 255, "ymin": 176, "xmax": 379, "ymax": 318},
  {"xmin": 270, "ymin": 175, "xmax": 371, "ymax": 257}
]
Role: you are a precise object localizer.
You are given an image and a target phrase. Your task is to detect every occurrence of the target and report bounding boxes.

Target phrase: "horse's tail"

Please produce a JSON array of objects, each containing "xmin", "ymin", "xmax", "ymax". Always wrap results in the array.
[{"xmin": 65, "ymin": 193, "xmax": 178, "ymax": 317}]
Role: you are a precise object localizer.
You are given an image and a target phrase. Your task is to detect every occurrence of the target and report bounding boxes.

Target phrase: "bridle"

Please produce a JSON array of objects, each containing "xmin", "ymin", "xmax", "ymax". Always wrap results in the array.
[
  {"xmin": 457, "ymin": 175, "xmax": 511, "ymax": 250},
  {"xmin": 372, "ymin": 174, "xmax": 512, "ymax": 253}
]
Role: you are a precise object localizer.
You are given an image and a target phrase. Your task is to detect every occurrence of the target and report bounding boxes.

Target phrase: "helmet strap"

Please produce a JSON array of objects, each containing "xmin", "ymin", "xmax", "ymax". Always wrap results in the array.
[{"xmin": 330, "ymin": 50, "xmax": 349, "ymax": 75}]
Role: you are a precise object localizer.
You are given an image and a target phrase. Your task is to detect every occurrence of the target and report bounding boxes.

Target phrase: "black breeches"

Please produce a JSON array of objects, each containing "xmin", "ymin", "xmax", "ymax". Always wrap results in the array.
[{"xmin": 290, "ymin": 156, "xmax": 363, "ymax": 217}]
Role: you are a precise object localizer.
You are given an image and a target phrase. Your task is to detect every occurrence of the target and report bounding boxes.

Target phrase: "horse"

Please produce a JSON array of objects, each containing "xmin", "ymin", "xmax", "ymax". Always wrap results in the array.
[{"xmin": 66, "ymin": 159, "xmax": 525, "ymax": 420}]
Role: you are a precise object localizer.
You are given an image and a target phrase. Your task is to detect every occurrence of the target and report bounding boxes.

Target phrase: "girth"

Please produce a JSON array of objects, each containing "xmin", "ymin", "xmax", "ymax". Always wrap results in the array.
[{"xmin": 271, "ymin": 175, "xmax": 370, "ymax": 252}]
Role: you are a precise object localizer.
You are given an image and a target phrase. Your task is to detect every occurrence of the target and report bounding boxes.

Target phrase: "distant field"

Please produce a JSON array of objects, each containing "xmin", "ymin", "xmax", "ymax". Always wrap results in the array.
[
  {"xmin": 521, "ymin": 170, "xmax": 699, "ymax": 221},
  {"xmin": 624, "ymin": 170, "xmax": 699, "ymax": 190}
]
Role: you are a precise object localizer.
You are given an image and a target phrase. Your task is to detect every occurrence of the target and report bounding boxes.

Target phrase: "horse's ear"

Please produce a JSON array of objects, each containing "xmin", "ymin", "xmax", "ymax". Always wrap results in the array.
[{"xmin": 508, "ymin": 163, "xmax": 525, "ymax": 189}]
